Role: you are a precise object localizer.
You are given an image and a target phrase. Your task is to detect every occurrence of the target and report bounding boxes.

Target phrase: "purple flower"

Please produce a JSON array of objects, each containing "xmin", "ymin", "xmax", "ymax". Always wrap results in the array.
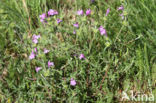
[
  {"xmin": 29, "ymin": 50, "xmax": 35, "ymax": 60},
  {"xmin": 39, "ymin": 13, "xmax": 46, "ymax": 20},
  {"xmin": 57, "ymin": 19, "xmax": 62, "ymax": 24},
  {"xmin": 32, "ymin": 35, "xmax": 40, "ymax": 41},
  {"xmin": 34, "ymin": 48, "xmax": 37, "ymax": 53},
  {"xmin": 99, "ymin": 26, "xmax": 104, "ymax": 31},
  {"xmin": 77, "ymin": 10, "xmax": 84, "ymax": 15},
  {"xmin": 120, "ymin": 13, "xmax": 124, "ymax": 20},
  {"xmin": 32, "ymin": 39, "xmax": 38, "ymax": 44},
  {"xmin": 48, "ymin": 9, "xmax": 58, "ymax": 16},
  {"xmin": 117, "ymin": 6, "xmax": 124, "ymax": 11},
  {"xmin": 70, "ymin": 78, "xmax": 76, "ymax": 86},
  {"xmin": 105, "ymin": 8, "xmax": 110, "ymax": 16},
  {"xmin": 32, "ymin": 34, "xmax": 40, "ymax": 44},
  {"xmin": 99, "ymin": 26, "xmax": 107, "ymax": 36},
  {"xmin": 73, "ymin": 22, "xmax": 79, "ymax": 28},
  {"xmin": 86, "ymin": 9, "xmax": 91, "ymax": 16},
  {"xmin": 79, "ymin": 54, "xmax": 85, "ymax": 60},
  {"xmin": 44, "ymin": 48, "xmax": 50, "ymax": 54},
  {"xmin": 48, "ymin": 61, "xmax": 54, "ymax": 68},
  {"xmin": 73, "ymin": 30, "xmax": 76, "ymax": 34},
  {"xmin": 40, "ymin": 19, "xmax": 44, "ymax": 23},
  {"xmin": 35, "ymin": 67, "xmax": 42, "ymax": 72},
  {"xmin": 39, "ymin": 13, "xmax": 46, "ymax": 22}
]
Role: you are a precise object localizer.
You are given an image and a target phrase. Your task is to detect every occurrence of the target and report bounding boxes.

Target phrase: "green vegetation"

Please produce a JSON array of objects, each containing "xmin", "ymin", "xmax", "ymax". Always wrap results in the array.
[{"xmin": 0, "ymin": 0, "xmax": 155, "ymax": 102}]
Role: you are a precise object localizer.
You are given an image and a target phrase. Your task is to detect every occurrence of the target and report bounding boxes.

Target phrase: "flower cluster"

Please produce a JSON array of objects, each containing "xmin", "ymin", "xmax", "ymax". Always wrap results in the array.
[
  {"xmin": 86, "ymin": 9, "xmax": 91, "ymax": 16},
  {"xmin": 39, "ymin": 13, "xmax": 46, "ymax": 22},
  {"xmin": 48, "ymin": 61, "xmax": 54, "ymax": 68},
  {"xmin": 29, "ymin": 35, "xmax": 54, "ymax": 71},
  {"xmin": 77, "ymin": 9, "xmax": 91, "ymax": 16},
  {"xmin": 99, "ymin": 26, "xmax": 107, "ymax": 36},
  {"xmin": 48, "ymin": 9, "xmax": 58, "ymax": 16},
  {"xmin": 31, "ymin": 5, "xmax": 126, "ymax": 86},
  {"xmin": 70, "ymin": 78, "xmax": 76, "ymax": 86},
  {"xmin": 79, "ymin": 54, "xmax": 85, "ymax": 60},
  {"xmin": 29, "ymin": 23, "xmax": 55, "ymax": 72},
  {"xmin": 77, "ymin": 10, "xmax": 83, "ymax": 15},
  {"xmin": 39, "ymin": 9, "xmax": 62, "ymax": 24},
  {"xmin": 32, "ymin": 34, "xmax": 40, "ymax": 44},
  {"xmin": 44, "ymin": 48, "xmax": 50, "ymax": 54}
]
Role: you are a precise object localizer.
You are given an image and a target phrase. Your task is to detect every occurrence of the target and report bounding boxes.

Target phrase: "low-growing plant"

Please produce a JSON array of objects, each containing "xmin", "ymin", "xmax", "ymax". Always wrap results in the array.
[{"xmin": 0, "ymin": 0, "xmax": 155, "ymax": 102}]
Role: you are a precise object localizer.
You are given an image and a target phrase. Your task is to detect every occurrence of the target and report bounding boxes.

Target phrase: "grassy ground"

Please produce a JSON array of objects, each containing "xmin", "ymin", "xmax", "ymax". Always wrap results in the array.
[{"xmin": 0, "ymin": 0, "xmax": 156, "ymax": 102}]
